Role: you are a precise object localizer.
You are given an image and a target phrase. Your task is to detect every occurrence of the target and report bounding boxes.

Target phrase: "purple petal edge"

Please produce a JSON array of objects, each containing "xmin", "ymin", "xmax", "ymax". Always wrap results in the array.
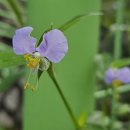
[
  {"xmin": 37, "ymin": 29, "xmax": 68, "ymax": 63},
  {"xmin": 13, "ymin": 26, "xmax": 37, "ymax": 55}
]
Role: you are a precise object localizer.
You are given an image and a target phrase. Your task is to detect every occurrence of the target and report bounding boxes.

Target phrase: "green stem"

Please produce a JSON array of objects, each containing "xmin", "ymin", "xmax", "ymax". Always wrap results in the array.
[
  {"xmin": 114, "ymin": 0, "xmax": 124, "ymax": 59},
  {"xmin": 110, "ymin": 0, "xmax": 124, "ymax": 129},
  {"xmin": 6, "ymin": 0, "xmax": 24, "ymax": 26},
  {"xmin": 128, "ymin": 114, "xmax": 130, "ymax": 130},
  {"xmin": 109, "ymin": 87, "xmax": 117, "ymax": 130},
  {"xmin": 47, "ymin": 63, "xmax": 80, "ymax": 130}
]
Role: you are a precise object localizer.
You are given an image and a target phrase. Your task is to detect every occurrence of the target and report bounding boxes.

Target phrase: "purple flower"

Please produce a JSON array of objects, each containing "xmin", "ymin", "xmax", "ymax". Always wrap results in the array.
[
  {"xmin": 105, "ymin": 68, "xmax": 118, "ymax": 84},
  {"xmin": 105, "ymin": 67, "xmax": 130, "ymax": 85},
  {"xmin": 13, "ymin": 26, "xmax": 68, "ymax": 64},
  {"xmin": 117, "ymin": 67, "xmax": 130, "ymax": 84}
]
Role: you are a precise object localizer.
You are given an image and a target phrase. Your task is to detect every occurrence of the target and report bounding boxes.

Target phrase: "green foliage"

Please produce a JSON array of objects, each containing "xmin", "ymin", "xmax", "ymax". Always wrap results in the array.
[
  {"xmin": 95, "ymin": 53, "xmax": 112, "ymax": 81},
  {"xmin": 0, "ymin": 69, "xmax": 25, "ymax": 91},
  {"xmin": 95, "ymin": 84, "xmax": 130, "ymax": 99},
  {"xmin": 0, "ymin": 52, "xmax": 25, "ymax": 68},
  {"xmin": 37, "ymin": 12, "xmax": 102, "ymax": 46},
  {"xmin": 0, "ymin": 42, "xmax": 11, "ymax": 51},
  {"xmin": 37, "ymin": 12, "xmax": 102, "ymax": 81},
  {"xmin": 111, "ymin": 58, "xmax": 130, "ymax": 68},
  {"xmin": 6, "ymin": 0, "xmax": 25, "ymax": 26},
  {"xmin": 0, "ymin": 0, "xmax": 26, "ymax": 97},
  {"xmin": 0, "ymin": 0, "xmax": 25, "ymax": 41},
  {"xmin": 0, "ymin": 22, "xmax": 15, "ymax": 38},
  {"xmin": 86, "ymin": 111, "xmax": 124, "ymax": 130},
  {"xmin": 0, "ymin": 9, "xmax": 15, "ymax": 20},
  {"xmin": 59, "ymin": 13, "xmax": 102, "ymax": 31}
]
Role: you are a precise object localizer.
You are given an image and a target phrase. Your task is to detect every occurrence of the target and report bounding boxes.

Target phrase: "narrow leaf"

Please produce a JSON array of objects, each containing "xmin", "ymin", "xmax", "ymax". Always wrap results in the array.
[
  {"xmin": 0, "ymin": 0, "xmax": 8, "ymax": 7},
  {"xmin": 59, "ymin": 12, "xmax": 103, "ymax": 31},
  {"xmin": 0, "ymin": 9, "xmax": 15, "ymax": 20},
  {"xmin": 38, "ymin": 69, "xmax": 44, "ymax": 80},
  {"xmin": 0, "ymin": 42, "xmax": 11, "ymax": 51},
  {"xmin": 0, "ymin": 52, "xmax": 26, "ymax": 68},
  {"xmin": 37, "ymin": 12, "xmax": 102, "ymax": 46},
  {"xmin": 111, "ymin": 58, "xmax": 130, "ymax": 68},
  {"xmin": 6, "ymin": 0, "xmax": 24, "ymax": 26},
  {"xmin": 0, "ymin": 22, "xmax": 15, "ymax": 37},
  {"xmin": 0, "ymin": 70, "xmax": 25, "ymax": 91},
  {"xmin": 95, "ymin": 84, "xmax": 130, "ymax": 99}
]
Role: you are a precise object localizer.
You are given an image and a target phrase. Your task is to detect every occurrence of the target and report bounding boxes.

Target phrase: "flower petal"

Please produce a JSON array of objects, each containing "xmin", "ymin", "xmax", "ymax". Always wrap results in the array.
[
  {"xmin": 13, "ymin": 26, "xmax": 37, "ymax": 55},
  {"xmin": 105, "ymin": 68, "xmax": 118, "ymax": 84},
  {"xmin": 117, "ymin": 67, "xmax": 130, "ymax": 83},
  {"xmin": 37, "ymin": 29, "xmax": 68, "ymax": 63}
]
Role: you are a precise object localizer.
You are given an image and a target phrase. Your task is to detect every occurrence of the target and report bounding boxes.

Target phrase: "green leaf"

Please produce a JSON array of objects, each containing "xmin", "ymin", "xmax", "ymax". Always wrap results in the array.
[
  {"xmin": 36, "ymin": 13, "xmax": 102, "ymax": 79},
  {"xmin": 0, "ymin": 51, "xmax": 26, "ymax": 68},
  {"xmin": 0, "ymin": 42, "xmax": 11, "ymax": 51},
  {"xmin": 86, "ymin": 124, "xmax": 107, "ymax": 130},
  {"xmin": 0, "ymin": 0, "xmax": 9, "ymax": 7},
  {"xmin": 87, "ymin": 111, "xmax": 109, "ymax": 130},
  {"xmin": 6, "ymin": 0, "xmax": 24, "ymax": 26},
  {"xmin": 0, "ymin": 70, "xmax": 25, "ymax": 91},
  {"xmin": 0, "ymin": 9, "xmax": 15, "ymax": 20},
  {"xmin": 37, "ymin": 12, "xmax": 102, "ymax": 46},
  {"xmin": 59, "ymin": 12, "xmax": 103, "ymax": 31},
  {"xmin": 95, "ymin": 84, "xmax": 130, "ymax": 99},
  {"xmin": 37, "ymin": 69, "xmax": 44, "ymax": 81},
  {"xmin": 0, "ymin": 22, "xmax": 15, "ymax": 37},
  {"xmin": 110, "ymin": 58, "xmax": 130, "ymax": 68}
]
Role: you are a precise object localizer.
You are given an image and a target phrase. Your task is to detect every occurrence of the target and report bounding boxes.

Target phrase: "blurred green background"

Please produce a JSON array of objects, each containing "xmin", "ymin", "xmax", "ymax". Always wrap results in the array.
[{"xmin": 1, "ymin": 0, "xmax": 130, "ymax": 130}]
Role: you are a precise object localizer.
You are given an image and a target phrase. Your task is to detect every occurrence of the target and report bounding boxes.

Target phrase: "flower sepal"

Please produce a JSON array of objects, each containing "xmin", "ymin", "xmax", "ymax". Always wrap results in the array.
[{"xmin": 39, "ymin": 58, "xmax": 50, "ymax": 71}]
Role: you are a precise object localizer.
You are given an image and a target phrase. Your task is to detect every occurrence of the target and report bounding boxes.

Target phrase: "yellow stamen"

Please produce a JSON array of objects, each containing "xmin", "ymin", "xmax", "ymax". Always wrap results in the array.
[
  {"xmin": 24, "ymin": 82, "xmax": 37, "ymax": 91},
  {"xmin": 24, "ymin": 54, "xmax": 30, "ymax": 60},
  {"xmin": 24, "ymin": 54, "xmax": 40, "ymax": 69},
  {"xmin": 112, "ymin": 80, "xmax": 122, "ymax": 87},
  {"xmin": 24, "ymin": 69, "xmax": 39, "ymax": 92}
]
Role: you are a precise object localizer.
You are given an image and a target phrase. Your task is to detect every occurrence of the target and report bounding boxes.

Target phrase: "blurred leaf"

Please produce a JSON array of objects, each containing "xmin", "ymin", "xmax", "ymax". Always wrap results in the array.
[
  {"xmin": 0, "ymin": 30, "xmax": 13, "ymax": 38},
  {"xmin": 0, "ymin": 0, "xmax": 9, "ymax": 6},
  {"xmin": 6, "ymin": 0, "xmax": 24, "ymax": 26},
  {"xmin": 0, "ymin": 70, "xmax": 25, "ymax": 91},
  {"xmin": 112, "ymin": 121, "xmax": 124, "ymax": 130},
  {"xmin": 78, "ymin": 112, "xmax": 87, "ymax": 127},
  {"xmin": 111, "ymin": 58, "xmax": 130, "ymax": 68},
  {"xmin": 0, "ymin": 51, "xmax": 26, "ymax": 68},
  {"xmin": 87, "ymin": 111, "xmax": 110, "ymax": 128},
  {"xmin": 0, "ymin": 22, "xmax": 15, "ymax": 37},
  {"xmin": 86, "ymin": 124, "xmax": 107, "ymax": 130},
  {"xmin": 116, "ymin": 103, "xmax": 130, "ymax": 116},
  {"xmin": 95, "ymin": 53, "xmax": 112, "ymax": 80},
  {"xmin": 0, "ymin": 21, "xmax": 15, "ymax": 31},
  {"xmin": 0, "ymin": 9, "xmax": 15, "ymax": 20},
  {"xmin": 59, "ymin": 12, "xmax": 103, "ymax": 31},
  {"xmin": 95, "ymin": 84, "xmax": 130, "ymax": 99},
  {"xmin": 0, "ymin": 42, "xmax": 11, "ymax": 51},
  {"xmin": 0, "ymin": 127, "xmax": 5, "ymax": 130}
]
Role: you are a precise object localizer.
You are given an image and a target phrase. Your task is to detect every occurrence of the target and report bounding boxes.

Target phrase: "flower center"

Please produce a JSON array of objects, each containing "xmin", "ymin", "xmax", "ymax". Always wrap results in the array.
[
  {"xmin": 112, "ymin": 80, "xmax": 122, "ymax": 87},
  {"xmin": 24, "ymin": 54, "xmax": 40, "ymax": 69}
]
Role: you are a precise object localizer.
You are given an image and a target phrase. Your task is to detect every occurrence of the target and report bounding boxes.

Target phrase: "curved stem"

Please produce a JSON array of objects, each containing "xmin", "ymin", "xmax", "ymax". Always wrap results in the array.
[
  {"xmin": 47, "ymin": 63, "xmax": 80, "ymax": 129},
  {"xmin": 114, "ymin": 0, "xmax": 124, "ymax": 59},
  {"xmin": 109, "ymin": 87, "xmax": 116, "ymax": 130}
]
